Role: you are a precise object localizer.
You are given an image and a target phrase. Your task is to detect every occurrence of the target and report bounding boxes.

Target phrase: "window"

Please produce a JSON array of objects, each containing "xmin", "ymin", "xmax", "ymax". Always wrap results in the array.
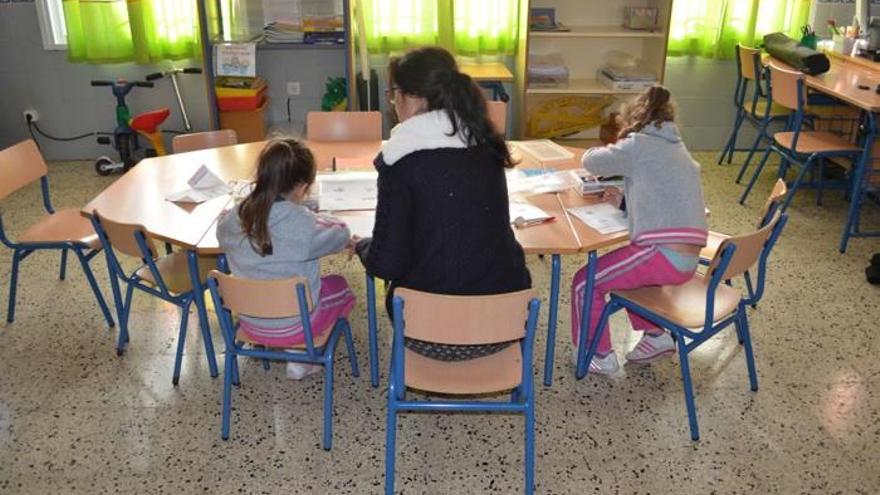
[{"xmin": 36, "ymin": 0, "xmax": 68, "ymax": 50}]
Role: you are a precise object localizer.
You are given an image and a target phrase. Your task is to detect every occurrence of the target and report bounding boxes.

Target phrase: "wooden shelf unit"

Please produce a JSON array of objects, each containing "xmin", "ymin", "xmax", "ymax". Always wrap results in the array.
[{"xmin": 517, "ymin": 0, "xmax": 674, "ymax": 140}]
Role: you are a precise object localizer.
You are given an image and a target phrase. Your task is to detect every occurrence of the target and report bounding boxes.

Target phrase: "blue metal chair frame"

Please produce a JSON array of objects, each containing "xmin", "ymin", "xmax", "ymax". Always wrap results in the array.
[
  {"xmin": 384, "ymin": 295, "xmax": 540, "ymax": 495},
  {"xmin": 740, "ymin": 75, "xmax": 863, "ymax": 210},
  {"xmin": 840, "ymin": 111, "xmax": 880, "ymax": 252},
  {"xmin": 576, "ymin": 215, "xmax": 788, "ymax": 441},
  {"xmin": 207, "ymin": 275, "xmax": 360, "ymax": 449},
  {"xmin": 0, "ymin": 176, "xmax": 114, "ymax": 327},
  {"xmin": 90, "ymin": 215, "xmax": 218, "ymax": 385}
]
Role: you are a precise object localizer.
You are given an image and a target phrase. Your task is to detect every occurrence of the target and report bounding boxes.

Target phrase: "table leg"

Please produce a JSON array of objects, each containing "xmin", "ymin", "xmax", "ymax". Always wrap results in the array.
[
  {"xmin": 542, "ymin": 254, "xmax": 561, "ymax": 387},
  {"xmin": 575, "ymin": 250, "xmax": 598, "ymax": 380},
  {"xmin": 366, "ymin": 273, "xmax": 379, "ymax": 388},
  {"xmin": 187, "ymin": 249, "xmax": 219, "ymax": 378}
]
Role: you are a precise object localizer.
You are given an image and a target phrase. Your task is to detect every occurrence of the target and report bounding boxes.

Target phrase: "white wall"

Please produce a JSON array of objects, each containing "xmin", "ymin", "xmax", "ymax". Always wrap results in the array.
[{"xmin": 0, "ymin": 2, "xmax": 212, "ymax": 161}]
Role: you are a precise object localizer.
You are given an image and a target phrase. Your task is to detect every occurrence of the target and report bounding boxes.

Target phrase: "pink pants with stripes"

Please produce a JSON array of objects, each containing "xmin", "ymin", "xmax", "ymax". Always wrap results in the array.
[
  {"xmin": 238, "ymin": 275, "xmax": 356, "ymax": 347},
  {"xmin": 571, "ymin": 244, "xmax": 695, "ymax": 355}
]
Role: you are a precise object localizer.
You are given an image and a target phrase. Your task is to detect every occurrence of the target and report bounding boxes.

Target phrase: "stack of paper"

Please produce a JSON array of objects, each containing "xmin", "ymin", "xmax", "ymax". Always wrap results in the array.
[
  {"xmin": 263, "ymin": 22, "xmax": 305, "ymax": 43},
  {"xmin": 515, "ymin": 140, "xmax": 575, "ymax": 163},
  {"xmin": 317, "ymin": 171, "xmax": 378, "ymax": 211},
  {"xmin": 507, "ymin": 170, "xmax": 579, "ymax": 195},
  {"xmin": 165, "ymin": 165, "xmax": 231, "ymax": 204},
  {"xmin": 509, "ymin": 198, "xmax": 553, "ymax": 227},
  {"xmin": 567, "ymin": 203, "xmax": 628, "ymax": 234}
]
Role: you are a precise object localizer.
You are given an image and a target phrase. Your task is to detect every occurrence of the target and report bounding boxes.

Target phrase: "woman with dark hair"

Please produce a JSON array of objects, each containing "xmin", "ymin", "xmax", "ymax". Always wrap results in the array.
[{"xmin": 355, "ymin": 46, "xmax": 531, "ymax": 361}]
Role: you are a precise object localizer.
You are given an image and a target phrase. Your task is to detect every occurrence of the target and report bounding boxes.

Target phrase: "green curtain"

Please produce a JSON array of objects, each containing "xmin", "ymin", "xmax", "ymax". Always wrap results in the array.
[
  {"xmin": 668, "ymin": 0, "xmax": 812, "ymax": 59},
  {"xmin": 453, "ymin": 0, "xmax": 518, "ymax": 56},
  {"xmin": 360, "ymin": 0, "xmax": 517, "ymax": 55},
  {"xmin": 63, "ymin": 0, "xmax": 201, "ymax": 64}
]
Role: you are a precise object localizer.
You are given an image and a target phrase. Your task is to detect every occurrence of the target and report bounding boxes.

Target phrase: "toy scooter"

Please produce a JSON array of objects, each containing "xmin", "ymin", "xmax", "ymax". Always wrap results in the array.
[
  {"xmin": 91, "ymin": 78, "xmax": 170, "ymax": 175},
  {"xmin": 145, "ymin": 67, "xmax": 203, "ymax": 133}
]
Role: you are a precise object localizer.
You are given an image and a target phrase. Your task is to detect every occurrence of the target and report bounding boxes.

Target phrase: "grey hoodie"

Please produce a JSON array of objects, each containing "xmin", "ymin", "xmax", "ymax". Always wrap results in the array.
[
  {"xmin": 217, "ymin": 200, "xmax": 350, "ymax": 328},
  {"xmin": 582, "ymin": 122, "xmax": 708, "ymax": 246}
]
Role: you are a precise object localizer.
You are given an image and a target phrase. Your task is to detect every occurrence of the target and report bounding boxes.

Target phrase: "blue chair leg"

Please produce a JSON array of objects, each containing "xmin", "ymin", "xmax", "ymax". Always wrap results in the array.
[
  {"xmin": 543, "ymin": 254, "xmax": 561, "ymax": 386},
  {"xmin": 366, "ymin": 274, "xmax": 379, "ymax": 388},
  {"xmin": 739, "ymin": 147, "xmax": 774, "ymax": 205},
  {"xmin": 58, "ymin": 248, "xmax": 68, "ymax": 280},
  {"xmin": 743, "ymin": 271, "xmax": 756, "ymax": 308},
  {"xmin": 322, "ymin": 331, "xmax": 342, "ymax": 450},
  {"xmin": 340, "ymin": 319, "xmax": 361, "ymax": 377},
  {"xmin": 736, "ymin": 120, "xmax": 769, "ymax": 184},
  {"xmin": 73, "ymin": 248, "xmax": 115, "ymax": 327},
  {"xmin": 816, "ymin": 158, "xmax": 825, "ymax": 206},
  {"xmin": 231, "ymin": 353, "xmax": 241, "ymax": 386},
  {"xmin": 186, "ymin": 250, "xmax": 219, "ymax": 378},
  {"xmin": 674, "ymin": 332, "xmax": 700, "ymax": 441},
  {"xmin": 576, "ymin": 300, "xmax": 616, "ymax": 379},
  {"xmin": 719, "ymin": 110, "xmax": 744, "ymax": 165},
  {"xmin": 106, "ymin": 273, "xmax": 127, "ymax": 354},
  {"xmin": 261, "ymin": 355, "xmax": 271, "ymax": 371},
  {"xmin": 6, "ymin": 249, "xmax": 22, "ymax": 323},
  {"xmin": 524, "ymin": 396, "xmax": 535, "ymax": 495},
  {"xmin": 384, "ymin": 390, "xmax": 398, "ymax": 495},
  {"xmin": 510, "ymin": 386, "xmax": 521, "ymax": 403},
  {"xmin": 738, "ymin": 306, "xmax": 759, "ymax": 392},
  {"xmin": 116, "ymin": 283, "xmax": 135, "ymax": 355},
  {"xmin": 840, "ymin": 150, "xmax": 870, "ymax": 253},
  {"xmin": 221, "ymin": 351, "xmax": 234, "ymax": 440},
  {"xmin": 780, "ymin": 156, "xmax": 816, "ymax": 212},
  {"xmin": 172, "ymin": 299, "xmax": 192, "ymax": 386}
]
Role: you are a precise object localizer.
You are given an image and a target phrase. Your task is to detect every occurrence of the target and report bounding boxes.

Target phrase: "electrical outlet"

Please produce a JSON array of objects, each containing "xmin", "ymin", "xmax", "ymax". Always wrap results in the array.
[
  {"xmin": 23, "ymin": 109, "xmax": 39, "ymax": 123},
  {"xmin": 287, "ymin": 82, "xmax": 301, "ymax": 96}
]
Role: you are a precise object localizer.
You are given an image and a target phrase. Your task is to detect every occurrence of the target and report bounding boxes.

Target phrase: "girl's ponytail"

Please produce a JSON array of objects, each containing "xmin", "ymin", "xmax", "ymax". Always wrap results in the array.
[{"xmin": 617, "ymin": 85, "xmax": 677, "ymax": 140}]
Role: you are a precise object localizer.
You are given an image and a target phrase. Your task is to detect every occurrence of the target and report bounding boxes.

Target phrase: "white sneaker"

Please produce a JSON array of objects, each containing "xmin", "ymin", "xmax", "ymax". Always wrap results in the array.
[
  {"xmin": 286, "ymin": 362, "xmax": 322, "ymax": 380},
  {"xmin": 571, "ymin": 348, "xmax": 620, "ymax": 376},
  {"xmin": 626, "ymin": 332, "xmax": 676, "ymax": 364}
]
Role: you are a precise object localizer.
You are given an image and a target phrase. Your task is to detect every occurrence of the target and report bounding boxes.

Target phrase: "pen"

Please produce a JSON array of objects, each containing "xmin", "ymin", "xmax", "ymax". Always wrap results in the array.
[{"xmin": 513, "ymin": 216, "xmax": 556, "ymax": 229}]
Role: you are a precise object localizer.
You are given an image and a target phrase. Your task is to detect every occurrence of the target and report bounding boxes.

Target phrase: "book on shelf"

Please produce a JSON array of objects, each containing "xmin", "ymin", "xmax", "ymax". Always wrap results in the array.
[
  {"xmin": 263, "ymin": 22, "xmax": 305, "ymax": 43},
  {"xmin": 597, "ymin": 69, "xmax": 657, "ymax": 92}
]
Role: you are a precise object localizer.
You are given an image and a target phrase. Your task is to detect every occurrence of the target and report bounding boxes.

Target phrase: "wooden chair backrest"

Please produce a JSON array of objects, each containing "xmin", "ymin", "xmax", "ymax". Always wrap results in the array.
[
  {"xmin": 486, "ymin": 100, "xmax": 508, "ymax": 135},
  {"xmin": 758, "ymin": 178, "xmax": 788, "ymax": 228},
  {"xmin": 738, "ymin": 44, "xmax": 761, "ymax": 81},
  {"xmin": 710, "ymin": 211, "xmax": 782, "ymax": 282},
  {"xmin": 209, "ymin": 270, "xmax": 314, "ymax": 318},
  {"xmin": 172, "ymin": 130, "xmax": 239, "ymax": 153},
  {"xmin": 395, "ymin": 288, "xmax": 536, "ymax": 345},
  {"xmin": 306, "ymin": 111, "xmax": 382, "ymax": 141},
  {"xmin": 768, "ymin": 62, "xmax": 804, "ymax": 111},
  {"xmin": 0, "ymin": 140, "xmax": 48, "ymax": 201},
  {"xmin": 93, "ymin": 211, "xmax": 157, "ymax": 259}
]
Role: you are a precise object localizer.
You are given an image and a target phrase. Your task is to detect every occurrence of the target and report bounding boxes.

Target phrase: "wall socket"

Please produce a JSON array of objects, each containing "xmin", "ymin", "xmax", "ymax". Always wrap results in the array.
[
  {"xmin": 286, "ymin": 82, "xmax": 301, "ymax": 96},
  {"xmin": 23, "ymin": 109, "xmax": 40, "ymax": 123}
]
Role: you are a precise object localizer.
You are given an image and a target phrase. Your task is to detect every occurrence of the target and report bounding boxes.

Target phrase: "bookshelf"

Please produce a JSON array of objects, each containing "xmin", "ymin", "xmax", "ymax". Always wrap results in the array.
[{"xmin": 517, "ymin": 0, "xmax": 674, "ymax": 142}]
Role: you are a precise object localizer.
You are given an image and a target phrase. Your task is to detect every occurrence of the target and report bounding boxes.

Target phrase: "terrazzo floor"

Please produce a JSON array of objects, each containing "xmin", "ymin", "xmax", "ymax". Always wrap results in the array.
[{"xmin": 0, "ymin": 152, "xmax": 878, "ymax": 494}]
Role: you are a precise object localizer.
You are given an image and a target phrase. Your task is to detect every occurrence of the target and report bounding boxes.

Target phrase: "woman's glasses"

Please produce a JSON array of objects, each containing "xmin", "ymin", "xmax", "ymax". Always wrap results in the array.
[{"xmin": 384, "ymin": 85, "xmax": 400, "ymax": 104}]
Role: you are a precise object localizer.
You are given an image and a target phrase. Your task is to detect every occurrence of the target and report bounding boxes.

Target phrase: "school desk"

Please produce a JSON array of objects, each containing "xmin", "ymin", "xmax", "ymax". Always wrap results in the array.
[{"xmin": 81, "ymin": 140, "xmax": 628, "ymax": 387}]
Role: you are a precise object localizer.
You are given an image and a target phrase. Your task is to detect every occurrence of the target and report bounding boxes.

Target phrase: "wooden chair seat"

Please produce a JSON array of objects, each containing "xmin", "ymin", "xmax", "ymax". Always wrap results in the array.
[
  {"xmin": 699, "ymin": 231, "xmax": 729, "ymax": 261},
  {"xmin": 235, "ymin": 324, "xmax": 332, "ymax": 349},
  {"xmin": 404, "ymin": 345, "xmax": 522, "ymax": 395},
  {"xmin": 17, "ymin": 208, "xmax": 100, "ymax": 248},
  {"xmin": 136, "ymin": 252, "xmax": 217, "ymax": 294},
  {"xmin": 774, "ymin": 131, "xmax": 860, "ymax": 154},
  {"xmin": 612, "ymin": 276, "xmax": 741, "ymax": 329}
]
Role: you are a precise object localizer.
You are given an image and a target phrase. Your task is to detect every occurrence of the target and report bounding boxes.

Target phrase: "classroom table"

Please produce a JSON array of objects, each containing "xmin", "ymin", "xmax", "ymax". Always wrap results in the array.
[
  {"xmin": 81, "ymin": 139, "xmax": 626, "ymax": 387},
  {"xmin": 771, "ymin": 55, "xmax": 880, "ymax": 251}
]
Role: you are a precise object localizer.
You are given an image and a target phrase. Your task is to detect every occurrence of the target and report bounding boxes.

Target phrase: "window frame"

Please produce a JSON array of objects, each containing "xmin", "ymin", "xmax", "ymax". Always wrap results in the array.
[{"xmin": 35, "ymin": 0, "xmax": 68, "ymax": 50}]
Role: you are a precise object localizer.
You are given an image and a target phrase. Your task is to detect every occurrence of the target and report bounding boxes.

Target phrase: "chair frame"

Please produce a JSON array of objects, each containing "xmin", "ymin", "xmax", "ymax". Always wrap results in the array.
[
  {"xmin": 384, "ymin": 293, "xmax": 541, "ymax": 495},
  {"xmin": 577, "ymin": 214, "xmax": 788, "ymax": 441},
  {"xmin": 206, "ymin": 272, "xmax": 360, "ymax": 449},
  {"xmin": 839, "ymin": 111, "xmax": 880, "ymax": 252},
  {"xmin": 719, "ymin": 45, "xmax": 789, "ymax": 178},
  {"xmin": 740, "ymin": 64, "xmax": 863, "ymax": 210},
  {"xmin": 0, "ymin": 173, "xmax": 114, "ymax": 327},
  {"xmin": 90, "ymin": 213, "xmax": 218, "ymax": 385}
]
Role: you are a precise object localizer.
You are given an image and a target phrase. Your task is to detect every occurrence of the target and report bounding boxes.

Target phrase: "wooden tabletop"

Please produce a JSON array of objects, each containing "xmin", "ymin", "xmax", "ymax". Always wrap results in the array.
[
  {"xmin": 83, "ymin": 139, "xmax": 625, "ymax": 256},
  {"xmin": 771, "ymin": 56, "xmax": 880, "ymax": 112},
  {"xmin": 459, "ymin": 62, "xmax": 514, "ymax": 82}
]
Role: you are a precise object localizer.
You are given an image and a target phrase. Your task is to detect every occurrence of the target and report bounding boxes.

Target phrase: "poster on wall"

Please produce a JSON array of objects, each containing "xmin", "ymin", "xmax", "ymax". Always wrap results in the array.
[{"xmin": 214, "ymin": 43, "xmax": 256, "ymax": 78}]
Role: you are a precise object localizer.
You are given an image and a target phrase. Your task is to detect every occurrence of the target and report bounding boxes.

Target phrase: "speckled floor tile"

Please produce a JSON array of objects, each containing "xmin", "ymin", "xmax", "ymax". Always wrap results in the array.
[{"xmin": 0, "ymin": 155, "xmax": 878, "ymax": 494}]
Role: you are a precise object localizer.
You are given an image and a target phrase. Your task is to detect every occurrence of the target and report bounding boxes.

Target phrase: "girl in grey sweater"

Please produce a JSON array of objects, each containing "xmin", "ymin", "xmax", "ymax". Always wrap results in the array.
[
  {"xmin": 217, "ymin": 139, "xmax": 355, "ymax": 379},
  {"xmin": 572, "ymin": 86, "xmax": 708, "ymax": 375}
]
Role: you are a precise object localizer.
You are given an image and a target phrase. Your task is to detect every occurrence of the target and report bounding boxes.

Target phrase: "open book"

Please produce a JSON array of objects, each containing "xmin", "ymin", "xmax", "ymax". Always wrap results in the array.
[{"xmin": 165, "ymin": 165, "xmax": 231, "ymax": 204}]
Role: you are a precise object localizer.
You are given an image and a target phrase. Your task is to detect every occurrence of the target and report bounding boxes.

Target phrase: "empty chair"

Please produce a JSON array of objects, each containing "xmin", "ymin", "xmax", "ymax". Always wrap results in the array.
[
  {"xmin": 172, "ymin": 129, "xmax": 239, "ymax": 153},
  {"xmin": 206, "ymin": 270, "xmax": 359, "ymax": 448},
  {"xmin": 385, "ymin": 288, "xmax": 540, "ymax": 494},
  {"xmin": 0, "ymin": 140, "xmax": 113, "ymax": 326},
  {"xmin": 90, "ymin": 211, "xmax": 219, "ymax": 384},
  {"xmin": 740, "ymin": 62, "xmax": 861, "ymax": 210},
  {"xmin": 578, "ymin": 211, "xmax": 788, "ymax": 440},
  {"xmin": 306, "ymin": 111, "xmax": 382, "ymax": 141},
  {"xmin": 487, "ymin": 100, "xmax": 508, "ymax": 135}
]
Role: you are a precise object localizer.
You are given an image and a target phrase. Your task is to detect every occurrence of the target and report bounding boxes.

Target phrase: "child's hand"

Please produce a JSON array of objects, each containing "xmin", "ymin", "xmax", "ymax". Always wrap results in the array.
[
  {"xmin": 346, "ymin": 235, "xmax": 361, "ymax": 259},
  {"xmin": 602, "ymin": 187, "xmax": 623, "ymax": 208}
]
